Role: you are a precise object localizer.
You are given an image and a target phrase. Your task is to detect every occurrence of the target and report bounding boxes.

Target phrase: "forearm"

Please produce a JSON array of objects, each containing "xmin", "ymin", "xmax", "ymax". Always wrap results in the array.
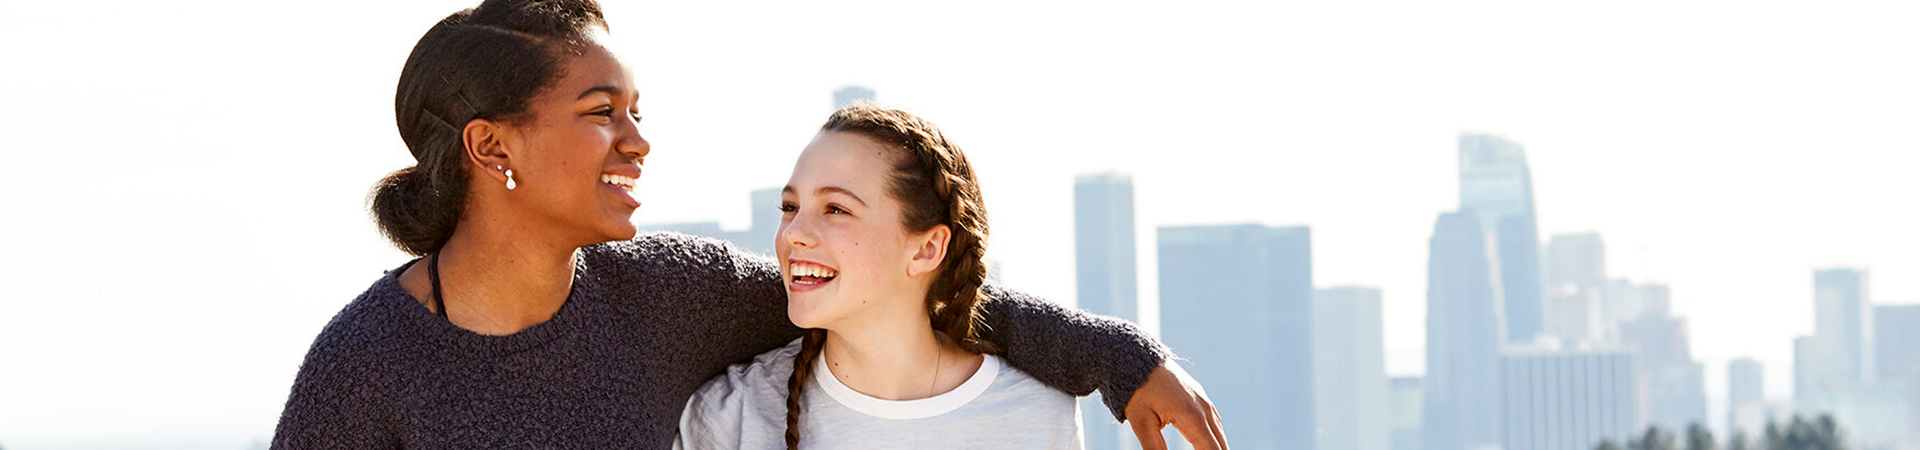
[
  {"xmin": 976, "ymin": 284, "xmax": 1174, "ymax": 421},
  {"xmin": 669, "ymin": 236, "xmax": 806, "ymax": 371}
]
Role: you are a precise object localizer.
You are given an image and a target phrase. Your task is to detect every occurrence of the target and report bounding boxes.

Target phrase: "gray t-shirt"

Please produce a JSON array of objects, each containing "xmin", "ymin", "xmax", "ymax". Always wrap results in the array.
[{"xmin": 676, "ymin": 339, "xmax": 1084, "ymax": 450}]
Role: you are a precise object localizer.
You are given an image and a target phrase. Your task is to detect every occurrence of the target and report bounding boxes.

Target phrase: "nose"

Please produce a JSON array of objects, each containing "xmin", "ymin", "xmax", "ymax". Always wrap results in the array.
[
  {"xmin": 780, "ymin": 211, "xmax": 817, "ymax": 251},
  {"xmin": 616, "ymin": 116, "xmax": 650, "ymax": 160}
]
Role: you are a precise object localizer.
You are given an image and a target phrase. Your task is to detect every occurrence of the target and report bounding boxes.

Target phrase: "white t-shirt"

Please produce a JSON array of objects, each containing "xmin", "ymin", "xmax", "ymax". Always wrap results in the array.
[{"xmin": 675, "ymin": 338, "xmax": 1084, "ymax": 450}]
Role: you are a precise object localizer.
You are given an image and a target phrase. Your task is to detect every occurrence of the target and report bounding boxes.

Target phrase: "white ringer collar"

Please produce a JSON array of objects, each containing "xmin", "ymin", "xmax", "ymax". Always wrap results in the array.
[{"xmin": 812, "ymin": 349, "xmax": 1001, "ymax": 420}]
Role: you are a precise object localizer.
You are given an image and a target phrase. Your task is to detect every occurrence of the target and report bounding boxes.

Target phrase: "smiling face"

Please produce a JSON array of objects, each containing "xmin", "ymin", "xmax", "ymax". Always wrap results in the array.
[
  {"xmin": 482, "ymin": 30, "xmax": 649, "ymax": 246},
  {"xmin": 777, "ymin": 131, "xmax": 950, "ymax": 330}
]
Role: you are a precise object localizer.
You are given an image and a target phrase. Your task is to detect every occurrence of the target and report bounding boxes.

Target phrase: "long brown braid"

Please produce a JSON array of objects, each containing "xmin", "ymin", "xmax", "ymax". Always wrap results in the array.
[{"xmin": 783, "ymin": 105, "xmax": 1000, "ymax": 450}]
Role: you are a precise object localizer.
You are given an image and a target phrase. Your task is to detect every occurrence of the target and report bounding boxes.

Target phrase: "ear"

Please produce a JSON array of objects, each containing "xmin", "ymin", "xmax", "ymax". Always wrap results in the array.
[
  {"xmin": 906, "ymin": 224, "xmax": 951, "ymax": 278},
  {"xmin": 462, "ymin": 118, "xmax": 514, "ymax": 185}
]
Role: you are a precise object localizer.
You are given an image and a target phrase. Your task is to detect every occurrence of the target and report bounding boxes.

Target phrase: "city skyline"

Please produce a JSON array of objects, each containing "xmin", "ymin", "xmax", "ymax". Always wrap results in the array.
[
  {"xmin": 634, "ymin": 130, "xmax": 1914, "ymax": 449},
  {"xmin": 4, "ymin": 0, "xmax": 1919, "ymax": 448}
]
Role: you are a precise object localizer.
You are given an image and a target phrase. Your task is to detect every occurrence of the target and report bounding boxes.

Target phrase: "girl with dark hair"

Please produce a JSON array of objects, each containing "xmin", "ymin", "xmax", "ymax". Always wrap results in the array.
[
  {"xmin": 676, "ymin": 106, "xmax": 1083, "ymax": 449},
  {"xmin": 271, "ymin": 0, "xmax": 1228, "ymax": 448}
]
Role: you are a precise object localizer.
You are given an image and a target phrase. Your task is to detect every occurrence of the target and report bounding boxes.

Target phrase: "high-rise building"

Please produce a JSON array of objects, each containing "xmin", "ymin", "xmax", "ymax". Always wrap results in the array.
[
  {"xmin": 1543, "ymin": 233, "xmax": 1607, "ymax": 344},
  {"xmin": 1074, "ymin": 172, "xmax": 1140, "ymax": 450},
  {"xmin": 1873, "ymin": 304, "xmax": 1920, "ymax": 445},
  {"xmin": 1390, "ymin": 377, "xmax": 1424, "ymax": 450},
  {"xmin": 1544, "ymin": 233, "xmax": 1606, "ymax": 292},
  {"xmin": 1544, "ymin": 285, "xmax": 1604, "ymax": 345},
  {"xmin": 1814, "ymin": 268, "xmax": 1873, "ymax": 381},
  {"xmin": 745, "ymin": 187, "xmax": 782, "ymax": 256},
  {"xmin": 1617, "ymin": 294, "xmax": 1707, "ymax": 433},
  {"xmin": 1499, "ymin": 344, "xmax": 1641, "ymax": 450},
  {"xmin": 1874, "ymin": 304, "xmax": 1920, "ymax": 381},
  {"xmin": 1458, "ymin": 133, "xmax": 1545, "ymax": 344},
  {"xmin": 1727, "ymin": 358, "xmax": 1764, "ymax": 436},
  {"xmin": 832, "ymin": 85, "xmax": 876, "ymax": 110},
  {"xmin": 1422, "ymin": 211, "xmax": 1504, "ymax": 450},
  {"xmin": 1075, "ymin": 173, "xmax": 1138, "ymax": 322},
  {"xmin": 1795, "ymin": 268, "xmax": 1891, "ymax": 448},
  {"xmin": 1600, "ymin": 280, "xmax": 1669, "ymax": 343},
  {"xmin": 1160, "ymin": 224, "xmax": 1313, "ymax": 450},
  {"xmin": 1315, "ymin": 286, "xmax": 1389, "ymax": 450}
]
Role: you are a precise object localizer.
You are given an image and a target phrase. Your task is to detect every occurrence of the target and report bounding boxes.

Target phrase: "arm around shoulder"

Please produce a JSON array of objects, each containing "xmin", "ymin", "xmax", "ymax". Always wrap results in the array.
[{"xmin": 972, "ymin": 284, "xmax": 1174, "ymax": 421}]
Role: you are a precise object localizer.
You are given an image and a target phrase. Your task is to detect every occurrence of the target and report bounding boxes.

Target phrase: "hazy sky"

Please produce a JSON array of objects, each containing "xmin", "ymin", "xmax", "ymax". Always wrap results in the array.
[{"xmin": 2, "ymin": 0, "xmax": 1916, "ymax": 447}]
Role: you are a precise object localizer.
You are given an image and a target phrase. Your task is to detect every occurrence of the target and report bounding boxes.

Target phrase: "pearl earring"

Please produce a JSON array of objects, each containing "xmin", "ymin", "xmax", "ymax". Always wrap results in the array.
[{"xmin": 496, "ymin": 165, "xmax": 517, "ymax": 190}]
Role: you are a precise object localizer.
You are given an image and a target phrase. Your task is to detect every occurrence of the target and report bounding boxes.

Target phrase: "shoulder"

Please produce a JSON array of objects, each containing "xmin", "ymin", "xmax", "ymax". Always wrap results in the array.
[
  {"xmin": 302, "ymin": 271, "xmax": 421, "ymax": 371},
  {"xmin": 585, "ymin": 232, "xmax": 775, "ymax": 282},
  {"xmin": 275, "ymin": 271, "xmax": 421, "ymax": 440},
  {"xmin": 686, "ymin": 338, "xmax": 802, "ymax": 407},
  {"xmin": 989, "ymin": 356, "xmax": 1076, "ymax": 399},
  {"xmin": 980, "ymin": 356, "xmax": 1080, "ymax": 414},
  {"xmin": 678, "ymin": 339, "xmax": 802, "ymax": 448},
  {"xmin": 293, "ymin": 269, "xmax": 426, "ymax": 388}
]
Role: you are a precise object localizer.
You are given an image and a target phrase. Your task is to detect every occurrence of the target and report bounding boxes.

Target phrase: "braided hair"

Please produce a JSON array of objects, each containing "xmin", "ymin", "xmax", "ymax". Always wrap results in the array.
[{"xmin": 783, "ymin": 105, "xmax": 1000, "ymax": 449}]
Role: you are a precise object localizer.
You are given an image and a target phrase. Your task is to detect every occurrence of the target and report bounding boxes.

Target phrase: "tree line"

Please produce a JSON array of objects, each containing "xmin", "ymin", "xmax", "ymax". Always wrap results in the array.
[{"xmin": 1593, "ymin": 414, "xmax": 1844, "ymax": 450}]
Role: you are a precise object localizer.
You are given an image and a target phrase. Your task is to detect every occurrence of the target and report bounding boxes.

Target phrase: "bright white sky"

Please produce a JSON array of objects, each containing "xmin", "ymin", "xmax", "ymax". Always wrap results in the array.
[{"xmin": 2, "ymin": 0, "xmax": 1916, "ymax": 448}]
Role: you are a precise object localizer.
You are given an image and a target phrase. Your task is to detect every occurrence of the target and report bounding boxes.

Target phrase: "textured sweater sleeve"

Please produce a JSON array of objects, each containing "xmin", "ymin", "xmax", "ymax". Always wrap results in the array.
[
  {"xmin": 975, "ymin": 284, "xmax": 1174, "ymax": 421},
  {"xmin": 270, "ymin": 311, "xmax": 398, "ymax": 449},
  {"xmin": 659, "ymin": 232, "xmax": 1173, "ymax": 422},
  {"xmin": 635, "ymin": 234, "xmax": 806, "ymax": 378}
]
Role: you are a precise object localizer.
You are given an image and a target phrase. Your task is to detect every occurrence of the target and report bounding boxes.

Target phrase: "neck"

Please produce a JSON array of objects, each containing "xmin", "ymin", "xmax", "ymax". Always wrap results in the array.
[
  {"xmin": 410, "ymin": 212, "xmax": 581, "ymax": 335},
  {"xmin": 818, "ymin": 297, "xmax": 983, "ymax": 400}
]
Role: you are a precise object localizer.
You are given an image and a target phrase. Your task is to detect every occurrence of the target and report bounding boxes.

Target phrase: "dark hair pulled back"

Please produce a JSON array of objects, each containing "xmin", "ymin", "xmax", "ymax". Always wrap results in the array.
[{"xmin": 371, "ymin": 0, "xmax": 607, "ymax": 256}]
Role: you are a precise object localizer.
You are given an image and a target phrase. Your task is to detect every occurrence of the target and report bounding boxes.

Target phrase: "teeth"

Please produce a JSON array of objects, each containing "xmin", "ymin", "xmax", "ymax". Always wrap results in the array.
[
  {"xmin": 790, "ymin": 261, "xmax": 837, "ymax": 279},
  {"xmin": 600, "ymin": 174, "xmax": 637, "ymax": 190}
]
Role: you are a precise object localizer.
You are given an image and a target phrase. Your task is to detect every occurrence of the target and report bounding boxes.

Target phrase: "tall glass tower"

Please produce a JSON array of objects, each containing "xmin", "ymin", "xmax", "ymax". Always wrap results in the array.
[
  {"xmin": 1159, "ymin": 224, "xmax": 1313, "ymax": 450},
  {"xmin": 1074, "ymin": 172, "xmax": 1139, "ymax": 450},
  {"xmin": 1423, "ymin": 211, "xmax": 1505, "ymax": 450},
  {"xmin": 1458, "ymin": 133, "xmax": 1545, "ymax": 344}
]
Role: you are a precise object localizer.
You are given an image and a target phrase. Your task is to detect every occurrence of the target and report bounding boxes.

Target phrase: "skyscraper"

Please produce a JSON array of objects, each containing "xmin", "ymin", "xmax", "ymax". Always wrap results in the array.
[
  {"xmin": 1389, "ymin": 377, "xmax": 1424, "ymax": 450},
  {"xmin": 1814, "ymin": 268, "xmax": 1873, "ymax": 381},
  {"xmin": 1499, "ymin": 344, "xmax": 1641, "ymax": 450},
  {"xmin": 1874, "ymin": 304, "xmax": 1920, "ymax": 381},
  {"xmin": 1075, "ymin": 173, "xmax": 1139, "ymax": 450},
  {"xmin": 746, "ymin": 187, "xmax": 782, "ymax": 256},
  {"xmin": 1315, "ymin": 286, "xmax": 1389, "ymax": 450},
  {"xmin": 832, "ymin": 85, "xmax": 876, "ymax": 109},
  {"xmin": 1727, "ymin": 358, "xmax": 1764, "ymax": 436},
  {"xmin": 1423, "ymin": 211, "xmax": 1504, "ymax": 450},
  {"xmin": 1075, "ymin": 173, "xmax": 1138, "ymax": 322},
  {"xmin": 1458, "ymin": 133, "xmax": 1545, "ymax": 344},
  {"xmin": 1796, "ymin": 268, "xmax": 1880, "ymax": 443},
  {"xmin": 1544, "ymin": 233, "xmax": 1606, "ymax": 291},
  {"xmin": 1617, "ymin": 293, "xmax": 1707, "ymax": 433},
  {"xmin": 1544, "ymin": 233, "xmax": 1607, "ymax": 343},
  {"xmin": 1160, "ymin": 224, "xmax": 1313, "ymax": 450},
  {"xmin": 1873, "ymin": 304, "xmax": 1920, "ymax": 443}
]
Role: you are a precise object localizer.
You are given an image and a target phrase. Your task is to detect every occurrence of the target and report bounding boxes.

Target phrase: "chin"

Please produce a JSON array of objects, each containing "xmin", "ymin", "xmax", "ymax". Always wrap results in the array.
[
  {"xmin": 599, "ymin": 220, "xmax": 639, "ymax": 242},
  {"xmin": 787, "ymin": 302, "xmax": 832, "ymax": 330},
  {"xmin": 611, "ymin": 225, "xmax": 638, "ymax": 240}
]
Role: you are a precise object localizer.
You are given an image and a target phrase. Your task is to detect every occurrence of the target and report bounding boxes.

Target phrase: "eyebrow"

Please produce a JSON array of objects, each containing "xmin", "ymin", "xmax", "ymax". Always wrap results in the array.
[
  {"xmin": 576, "ymin": 85, "xmax": 622, "ymax": 100},
  {"xmin": 782, "ymin": 185, "xmax": 869, "ymax": 207}
]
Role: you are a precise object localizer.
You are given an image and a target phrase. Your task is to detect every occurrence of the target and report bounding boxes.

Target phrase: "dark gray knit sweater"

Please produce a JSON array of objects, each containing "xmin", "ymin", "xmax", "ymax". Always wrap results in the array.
[{"xmin": 271, "ymin": 232, "xmax": 1171, "ymax": 449}]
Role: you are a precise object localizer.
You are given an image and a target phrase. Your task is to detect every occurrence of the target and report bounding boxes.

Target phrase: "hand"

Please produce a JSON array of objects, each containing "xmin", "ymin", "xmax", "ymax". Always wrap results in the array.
[{"xmin": 1125, "ymin": 360, "xmax": 1228, "ymax": 450}]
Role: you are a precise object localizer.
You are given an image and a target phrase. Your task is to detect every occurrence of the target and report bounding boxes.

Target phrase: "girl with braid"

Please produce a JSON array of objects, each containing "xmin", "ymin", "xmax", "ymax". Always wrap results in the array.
[
  {"xmin": 675, "ymin": 105, "xmax": 1082, "ymax": 449},
  {"xmin": 274, "ymin": 0, "xmax": 1230, "ymax": 447}
]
